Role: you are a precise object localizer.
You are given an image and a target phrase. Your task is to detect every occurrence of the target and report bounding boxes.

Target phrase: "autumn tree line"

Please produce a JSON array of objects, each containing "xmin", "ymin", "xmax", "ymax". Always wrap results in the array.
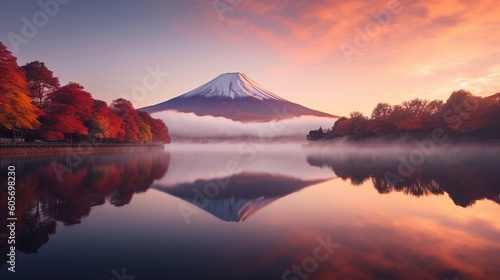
[
  {"xmin": 309, "ymin": 90, "xmax": 500, "ymax": 141},
  {"xmin": 0, "ymin": 42, "xmax": 170, "ymax": 144}
]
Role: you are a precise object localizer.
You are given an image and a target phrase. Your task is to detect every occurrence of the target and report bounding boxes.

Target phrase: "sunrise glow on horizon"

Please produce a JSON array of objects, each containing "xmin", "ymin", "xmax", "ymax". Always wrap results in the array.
[{"xmin": 1, "ymin": 0, "xmax": 499, "ymax": 117}]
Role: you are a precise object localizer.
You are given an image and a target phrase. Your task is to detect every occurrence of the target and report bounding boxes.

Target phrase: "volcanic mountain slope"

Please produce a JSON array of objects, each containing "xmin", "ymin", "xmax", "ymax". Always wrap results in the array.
[{"xmin": 140, "ymin": 72, "xmax": 337, "ymax": 122}]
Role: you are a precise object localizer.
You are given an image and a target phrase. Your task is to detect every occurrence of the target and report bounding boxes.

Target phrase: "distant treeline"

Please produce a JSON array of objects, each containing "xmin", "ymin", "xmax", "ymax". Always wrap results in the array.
[
  {"xmin": 308, "ymin": 90, "xmax": 500, "ymax": 141},
  {"xmin": 0, "ymin": 41, "xmax": 170, "ymax": 144}
]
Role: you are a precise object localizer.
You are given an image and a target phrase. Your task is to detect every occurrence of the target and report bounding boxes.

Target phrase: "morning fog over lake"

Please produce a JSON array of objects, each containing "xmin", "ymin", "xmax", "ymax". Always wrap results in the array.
[{"xmin": 1, "ymin": 142, "xmax": 499, "ymax": 280}]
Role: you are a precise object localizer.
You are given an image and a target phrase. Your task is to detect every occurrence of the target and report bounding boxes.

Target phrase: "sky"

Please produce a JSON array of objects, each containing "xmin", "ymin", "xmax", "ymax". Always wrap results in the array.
[{"xmin": 1, "ymin": 0, "xmax": 499, "ymax": 117}]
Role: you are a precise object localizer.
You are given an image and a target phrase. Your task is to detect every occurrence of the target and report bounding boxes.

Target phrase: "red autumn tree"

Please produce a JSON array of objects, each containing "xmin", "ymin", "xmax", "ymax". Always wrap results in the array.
[
  {"xmin": 85, "ymin": 100, "xmax": 123, "ymax": 140},
  {"xmin": 41, "ymin": 82, "xmax": 93, "ymax": 140},
  {"xmin": 109, "ymin": 98, "xmax": 140, "ymax": 142},
  {"xmin": 138, "ymin": 111, "xmax": 171, "ymax": 143},
  {"xmin": 392, "ymin": 99, "xmax": 429, "ymax": 131},
  {"xmin": 21, "ymin": 61, "xmax": 60, "ymax": 109},
  {"xmin": 0, "ymin": 42, "xmax": 40, "ymax": 130}
]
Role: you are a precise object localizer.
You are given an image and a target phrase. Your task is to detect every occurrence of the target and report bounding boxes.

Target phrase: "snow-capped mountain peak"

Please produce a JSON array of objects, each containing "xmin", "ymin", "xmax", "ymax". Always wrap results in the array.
[
  {"xmin": 140, "ymin": 72, "xmax": 337, "ymax": 122},
  {"xmin": 181, "ymin": 72, "xmax": 285, "ymax": 101}
]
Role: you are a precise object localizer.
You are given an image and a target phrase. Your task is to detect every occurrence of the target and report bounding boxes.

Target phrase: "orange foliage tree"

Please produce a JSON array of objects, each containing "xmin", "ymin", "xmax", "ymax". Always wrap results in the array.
[
  {"xmin": 86, "ymin": 100, "xmax": 123, "ymax": 140},
  {"xmin": 138, "ymin": 111, "xmax": 171, "ymax": 143},
  {"xmin": 0, "ymin": 42, "xmax": 40, "ymax": 130}
]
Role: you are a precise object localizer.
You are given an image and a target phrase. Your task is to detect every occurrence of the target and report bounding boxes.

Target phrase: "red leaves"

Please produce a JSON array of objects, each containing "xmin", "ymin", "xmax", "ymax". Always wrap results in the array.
[
  {"xmin": 110, "ymin": 98, "xmax": 141, "ymax": 142},
  {"xmin": 0, "ymin": 42, "xmax": 170, "ymax": 143},
  {"xmin": 21, "ymin": 61, "xmax": 60, "ymax": 108},
  {"xmin": 326, "ymin": 91, "xmax": 500, "ymax": 140},
  {"xmin": 40, "ymin": 93, "xmax": 170, "ymax": 143},
  {"xmin": 42, "ymin": 83, "xmax": 93, "ymax": 136},
  {"xmin": 88, "ymin": 100, "xmax": 123, "ymax": 139},
  {"xmin": 0, "ymin": 42, "xmax": 40, "ymax": 129},
  {"xmin": 110, "ymin": 98, "xmax": 170, "ymax": 143},
  {"xmin": 138, "ymin": 111, "xmax": 171, "ymax": 143}
]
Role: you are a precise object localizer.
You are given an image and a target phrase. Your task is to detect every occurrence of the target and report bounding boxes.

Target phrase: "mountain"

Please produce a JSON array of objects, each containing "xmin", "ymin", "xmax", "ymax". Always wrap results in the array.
[
  {"xmin": 154, "ymin": 172, "xmax": 329, "ymax": 222},
  {"xmin": 140, "ymin": 72, "xmax": 337, "ymax": 122}
]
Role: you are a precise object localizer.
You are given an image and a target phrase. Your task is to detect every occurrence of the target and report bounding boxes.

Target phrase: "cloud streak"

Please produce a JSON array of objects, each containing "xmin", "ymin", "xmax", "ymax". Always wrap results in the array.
[
  {"xmin": 152, "ymin": 110, "xmax": 336, "ymax": 138},
  {"xmin": 193, "ymin": 0, "xmax": 500, "ymax": 66}
]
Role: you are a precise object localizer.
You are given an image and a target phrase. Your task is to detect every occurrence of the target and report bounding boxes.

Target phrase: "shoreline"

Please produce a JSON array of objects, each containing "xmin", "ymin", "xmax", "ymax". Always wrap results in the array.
[{"xmin": 0, "ymin": 145, "xmax": 165, "ymax": 157}]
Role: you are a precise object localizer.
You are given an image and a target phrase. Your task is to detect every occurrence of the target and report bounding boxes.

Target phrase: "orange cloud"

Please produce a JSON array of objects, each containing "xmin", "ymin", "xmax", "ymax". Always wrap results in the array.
[
  {"xmin": 192, "ymin": 0, "xmax": 495, "ymax": 65},
  {"xmin": 174, "ymin": 0, "xmax": 500, "ymax": 115}
]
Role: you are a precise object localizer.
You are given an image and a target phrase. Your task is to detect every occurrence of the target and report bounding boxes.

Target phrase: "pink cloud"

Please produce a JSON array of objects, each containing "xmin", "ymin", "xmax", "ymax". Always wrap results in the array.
[{"xmin": 172, "ymin": 0, "xmax": 500, "ymax": 115}]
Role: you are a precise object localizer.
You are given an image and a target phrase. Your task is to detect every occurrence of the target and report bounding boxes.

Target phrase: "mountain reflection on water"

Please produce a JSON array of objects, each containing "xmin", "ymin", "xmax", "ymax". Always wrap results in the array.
[
  {"xmin": 154, "ymin": 172, "xmax": 328, "ymax": 222},
  {"xmin": 306, "ymin": 144, "xmax": 500, "ymax": 207},
  {"xmin": 0, "ymin": 143, "xmax": 499, "ymax": 279}
]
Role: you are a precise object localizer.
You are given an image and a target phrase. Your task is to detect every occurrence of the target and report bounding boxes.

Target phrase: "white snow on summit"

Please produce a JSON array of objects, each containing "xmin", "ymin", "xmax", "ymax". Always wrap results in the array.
[{"xmin": 181, "ymin": 73, "xmax": 285, "ymax": 101}]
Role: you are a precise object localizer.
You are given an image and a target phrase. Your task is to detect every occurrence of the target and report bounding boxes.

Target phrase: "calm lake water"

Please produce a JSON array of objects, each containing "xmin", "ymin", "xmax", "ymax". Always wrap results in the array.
[{"xmin": 1, "ymin": 142, "xmax": 499, "ymax": 280}]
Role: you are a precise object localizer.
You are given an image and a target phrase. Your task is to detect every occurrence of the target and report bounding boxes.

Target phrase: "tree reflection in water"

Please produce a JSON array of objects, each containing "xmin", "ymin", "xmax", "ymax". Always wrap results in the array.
[
  {"xmin": 0, "ymin": 151, "xmax": 170, "ymax": 266},
  {"xmin": 306, "ymin": 145, "xmax": 500, "ymax": 207}
]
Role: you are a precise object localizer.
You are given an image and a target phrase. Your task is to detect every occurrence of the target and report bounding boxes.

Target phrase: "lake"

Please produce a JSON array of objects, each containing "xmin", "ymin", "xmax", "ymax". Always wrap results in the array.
[{"xmin": 1, "ymin": 142, "xmax": 499, "ymax": 280}]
